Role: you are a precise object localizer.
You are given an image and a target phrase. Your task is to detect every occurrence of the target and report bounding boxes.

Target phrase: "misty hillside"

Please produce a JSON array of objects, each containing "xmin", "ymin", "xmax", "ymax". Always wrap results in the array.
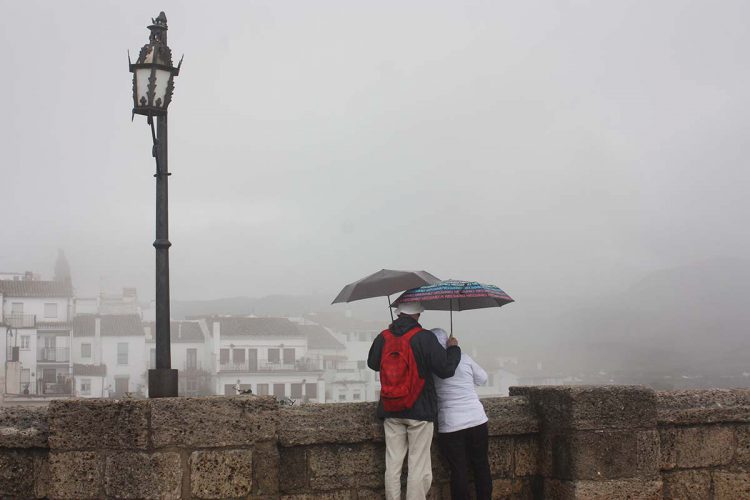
[
  {"xmin": 553, "ymin": 258, "xmax": 750, "ymax": 377},
  {"xmin": 173, "ymin": 294, "xmax": 333, "ymax": 319}
]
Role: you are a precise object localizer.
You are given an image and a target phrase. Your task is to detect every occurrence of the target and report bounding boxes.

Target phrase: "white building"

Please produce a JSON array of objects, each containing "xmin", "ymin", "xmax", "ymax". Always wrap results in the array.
[
  {"xmin": 209, "ymin": 316, "xmax": 325, "ymax": 402},
  {"xmin": 145, "ymin": 320, "xmax": 214, "ymax": 397},
  {"xmin": 1, "ymin": 277, "xmax": 74, "ymax": 399},
  {"xmin": 72, "ymin": 314, "xmax": 147, "ymax": 397}
]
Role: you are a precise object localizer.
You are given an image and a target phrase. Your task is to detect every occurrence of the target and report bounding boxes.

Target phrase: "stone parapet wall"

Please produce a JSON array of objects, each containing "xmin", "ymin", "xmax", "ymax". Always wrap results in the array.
[
  {"xmin": 658, "ymin": 389, "xmax": 750, "ymax": 498},
  {"xmin": 1, "ymin": 387, "xmax": 750, "ymax": 499}
]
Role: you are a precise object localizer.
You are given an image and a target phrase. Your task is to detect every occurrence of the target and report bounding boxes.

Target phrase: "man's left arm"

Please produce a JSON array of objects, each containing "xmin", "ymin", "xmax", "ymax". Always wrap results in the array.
[{"xmin": 367, "ymin": 333, "xmax": 384, "ymax": 371}]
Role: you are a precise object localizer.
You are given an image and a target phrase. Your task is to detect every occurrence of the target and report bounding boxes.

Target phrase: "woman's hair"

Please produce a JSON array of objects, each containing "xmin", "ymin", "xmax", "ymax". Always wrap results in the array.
[{"xmin": 431, "ymin": 328, "xmax": 449, "ymax": 349}]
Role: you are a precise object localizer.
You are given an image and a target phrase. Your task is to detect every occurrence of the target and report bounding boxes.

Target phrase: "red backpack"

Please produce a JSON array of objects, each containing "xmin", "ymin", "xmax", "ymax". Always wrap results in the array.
[{"xmin": 379, "ymin": 326, "xmax": 425, "ymax": 412}]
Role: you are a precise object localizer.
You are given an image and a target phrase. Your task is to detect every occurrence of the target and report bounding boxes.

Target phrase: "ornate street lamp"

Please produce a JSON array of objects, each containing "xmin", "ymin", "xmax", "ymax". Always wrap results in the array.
[{"xmin": 129, "ymin": 12, "xmax": 182, "ymax": 398}]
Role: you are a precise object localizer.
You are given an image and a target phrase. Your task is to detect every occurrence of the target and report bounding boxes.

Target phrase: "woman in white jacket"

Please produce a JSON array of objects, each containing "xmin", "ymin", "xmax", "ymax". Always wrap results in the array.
[{"xmin": 431, "ymin": 328, "xmax": 491, "ymax": 500}]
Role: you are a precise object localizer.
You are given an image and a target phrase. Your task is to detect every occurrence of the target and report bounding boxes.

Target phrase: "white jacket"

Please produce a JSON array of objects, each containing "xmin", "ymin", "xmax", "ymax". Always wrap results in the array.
[{"xmin": 431, "ymin": 328, "xmax": 489, "ymax": 433}]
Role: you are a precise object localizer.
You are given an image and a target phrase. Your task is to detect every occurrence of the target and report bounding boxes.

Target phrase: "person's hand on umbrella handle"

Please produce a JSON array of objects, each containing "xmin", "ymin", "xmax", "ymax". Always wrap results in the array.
[{"xmin": 447, "ymin": 336, "xmax": 459, "ymax": 347}]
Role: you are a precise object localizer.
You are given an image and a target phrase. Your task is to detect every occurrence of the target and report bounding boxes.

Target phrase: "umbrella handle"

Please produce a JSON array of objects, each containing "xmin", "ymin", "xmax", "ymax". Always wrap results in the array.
[
  {"xmin": 388, "ymin": 295, "xmax": 394, "ymax": 322},
  {"xmin": 450, "ymin": 303, "xmax": 453, "ymax": 337}
]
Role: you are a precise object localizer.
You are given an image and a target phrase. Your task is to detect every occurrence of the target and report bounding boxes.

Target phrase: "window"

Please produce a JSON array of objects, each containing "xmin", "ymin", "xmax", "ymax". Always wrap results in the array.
[
  {"xmin": 273, "ymin": 383, "xmax": 285, "ymax": 397},
  {"xmin": 81, "ymin": 343, "xmax": 91, "ymax": 358},
  {"xmin": 305, "ymin": 383, "xmax": 318, "ymax": 399},
  {"xmin": 353, "ymin": 392, "xmax": 361, "ymax": 401},
  {"xmin": 338, "ymin": 394, "xmax": 346, "ymax": 401},
  {"xmin": 117, "ymin": 343, "xmax": 128, "ymax": 365},
  {"xmin": 20, "ymin": 336, "xmax": 30, "ymax": 350},
  {"xmin": 11, "ymin": 303, "xmax": 23, "ymax": 314},
  {"xmin": 232, "ymin": 349, "xmax": 245, "ymax": 364},
  {"xmin": 283, "ymin": 348, "xmax": 295, "ymax": 364},
  {"xmin": 268, "ymin": 348, "xmax": 280, "ymax": 363},
  {"xmin": 219, "ymin": 348, "xmax": 229, "ymax": 364},
  {"xmin": 257, "ymin": 383, "xmax": 269, "ymax": 396},
  {"xmin": 80, "ymin": 379, "xmax": 91, "ymax": 395},
  {"xmin": 291, "ymin": 383, "xmax": 303, "ymax": 398},
  {"xmin": 186, "ymin": 348, "xmax": 198, "ymax": 369},
  {"xmin": 44, "ymin": 303, "xmax": 57, "ymax": 318}
]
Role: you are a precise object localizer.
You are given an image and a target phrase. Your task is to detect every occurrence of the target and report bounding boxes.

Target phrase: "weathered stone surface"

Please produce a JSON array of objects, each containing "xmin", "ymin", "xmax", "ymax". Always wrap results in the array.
[
  {"xmin": 543, "ymin": 478, "xmax": 662, "ymax": 499},
  {"xmin": 254, "ymin": 441, "xmax": 281, "ymax": 495},
  {"xmin": 356, "ymin": 489, "xmax": 385, "ymax": 500},
  {"xmin": 481, "ymin": 397, "xmax": 539, "ymax": 436},
  {"xmin": 152, "ymin": 396, "xmax": 278, "ymax": 448},
  {"xmin": 280, "ymin": 447, "xmax": 308, "ymax": 493},
  {"xmin": 541, "ymin": 430, "xmax": 640, "ymax": 480},
  {"xmin": 662, "ymin": 470, "xmax": 711, "ymax": 500},
  {"xmin": 511, "ymin": 385, "xmax": 657, "ymax": 431},
  {"xmin": 660, "ymin": 426, "xmax": 734, "ymax": 469},
  {"xmin": 713, "ymin": 471, "xmax": 750, "ymax": 499},
  {"xmin": 487, "ymin": 437, "xmax": 513, "ymax": 477},
  {"xmin": 307, "ymin": 443, "xmax": 383, "ymax": 491},
  {"xmin": 281, "ymin": 492, "xmax": 354, "ymax": 500},
  {"xmin": 0, "ymin": 406, "xmax": 48, "ymax": 448},
  {"xmin": 104, "ymin": 452, "xmax": 181, "ymax": 499},
  {"xmin": 0, "ymin": 451, "xmax": 35, "ymax": 497},
  {"xmin": 430, "ymin": 443, "xmax": 449, "ymax": 482},
  {"xmin": 636, "ymin": 430, "xmax": 660, "ymax": 477},
  {"xmin": 734, "ymin": 423, "xmax": 750, "ymax": 466},
  {"xmin": 190, "ymin": 449, "xmax": 253, "ymax": 499},
  {"xmin": 514, "ymin": 436, "xmax": 540, "ymax": 477},
  {"xmin": 658, "ymin": 389, "xmax": 750, "ymax": 425},
  {"xmin": 492, "ymin": 478, "xmax": 533, "ymax": 499},
  {"xmin": 35, "ymin": 452, "xmax": 50, "ymax": 499},
  {"xmin": 48, "ymin": 399, "xmax": 148, "ymax": 450},
  {"xmin": 48, "ymin": 451, "xmax": 103, "ymax": 499},
  {"xmin": 280, "ymin": 403, "xmax": 381, "ymax": 446}
]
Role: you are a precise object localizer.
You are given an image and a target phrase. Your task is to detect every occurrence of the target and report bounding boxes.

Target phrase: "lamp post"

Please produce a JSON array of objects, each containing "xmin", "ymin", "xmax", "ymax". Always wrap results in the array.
[{"xmin": 129, "ymin": 12, "xmax": 182, "ymax": 398}]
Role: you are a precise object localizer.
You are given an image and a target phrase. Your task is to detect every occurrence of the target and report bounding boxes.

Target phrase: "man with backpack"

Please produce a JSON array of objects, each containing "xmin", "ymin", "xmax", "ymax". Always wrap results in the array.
[{"xmin": 367, "ymin": 302, "xmax": 461, "ymax": 500}]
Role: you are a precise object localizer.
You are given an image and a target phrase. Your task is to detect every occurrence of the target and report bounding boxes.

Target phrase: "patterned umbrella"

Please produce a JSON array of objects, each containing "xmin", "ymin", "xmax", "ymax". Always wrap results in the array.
[{"xmin": 391, "ymin": 279, "xmax": 514, "ymax": 334}]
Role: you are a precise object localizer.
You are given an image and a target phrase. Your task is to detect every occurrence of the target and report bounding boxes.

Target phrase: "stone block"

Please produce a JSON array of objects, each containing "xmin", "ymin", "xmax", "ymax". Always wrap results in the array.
[
  {"xmin": 279, "ymin": 447, "xmax": 308, "ymax": 493},
  {"xmin": 307, "ymin": 443, "xmax": 383, "ymax": 491},
  {"xmin": 662, "ymin": 426, "xmax": 735, "ymax": 469},
  {"xmin": 0, "ymin": 451, "xmax": 35, "ymax": 498},
  {"xmin": 152, "ymin": 396, "xmax": 278, "ymax": 448},
  {"xmin": 511, "ymin": 386, "xmax": 657, "ymax": 431},
  {"xmin": 543, "ymin": 478, "xmax": 662, "ymax": 500},
  {"xmin": 48, "ymin": 451, "xmax": 103, "ymax": 499},
  {"xmin": 492, "ymin": 479, "xmax": 532, "ymax": 499},
  {"xmin": 0, "ymin": 406, "xmax": 48, "ymax": 448},
  {"xmin": 542, "ymin": 430, "xmax": 641, "ymax": 480},
  {"xmin": 481, "ymin": 397, "xmax": 540, "ymax": 436},
  {"xmin": 636, "ymin": 430, "xmax": 660, "ymax": 477},
  {"xmin": 514, "ymin": 436, "xmax": 539, "ymax": 477},
  {"xmin": 281, "ymin": 492, "xmax": 354, "ymax": 500},
  {"xmin": 104, "ymin": 452, "xmax": 181, "ymax": 499},
  {"xmin": 35, "ymin": 452, "xmax": 49, "ymax": 499},
  {"xmin": 713, "ymin": 471, "xmax": 750, "ymax": 499},
  {"xmin": 662, "ymin": 470, "xmax": 711, "ymax": 500},
  {"xmin": 190, "ymin": 449, "xmax": 253, "ymax": 499},
  {"xmin": 279, "ymin": 403, "xmax": 380, "ymax": 446},
  {"xmin": 487, "ymin": 437, "xmax": 513, "ymax": 477},
  {"xmin": 48, "ymin": 399, "xmax": 149, "ymax": 450},
  {"xmin": 658, "ymin": 389, "xmax": 750, "ymax": 425},
  {"xmin": 254, "ymin": 441, "xmax": 280, "ymax": 495},
  {"xmin": 734, "ymin": 424, "xmax": 750, "ymax": 466}
]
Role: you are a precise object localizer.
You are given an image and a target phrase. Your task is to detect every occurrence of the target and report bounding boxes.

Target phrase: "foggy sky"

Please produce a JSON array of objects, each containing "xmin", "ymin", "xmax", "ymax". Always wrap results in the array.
[{"xmin": 2, "ymin": 0, "xmax": 749, "ymax": 312}]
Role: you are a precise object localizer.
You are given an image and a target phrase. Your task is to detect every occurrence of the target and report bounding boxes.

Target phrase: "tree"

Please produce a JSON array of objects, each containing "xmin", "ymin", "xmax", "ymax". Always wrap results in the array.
[{"xmin": 54, "ymin": 249, "xmax": 72, "ymax": 285}]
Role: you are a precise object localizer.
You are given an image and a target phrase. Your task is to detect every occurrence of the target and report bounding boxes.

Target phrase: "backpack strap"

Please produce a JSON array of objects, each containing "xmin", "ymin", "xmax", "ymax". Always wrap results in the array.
[{"xmin": 401, "ymin": 326, "xmax": 422, "ymax": 341}]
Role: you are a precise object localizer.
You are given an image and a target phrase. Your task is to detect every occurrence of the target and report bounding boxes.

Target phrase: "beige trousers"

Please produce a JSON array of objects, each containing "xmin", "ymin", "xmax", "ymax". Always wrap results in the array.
[{"xmin": 383, "ymin": 418, "xmax": 434, "ymax": 500}]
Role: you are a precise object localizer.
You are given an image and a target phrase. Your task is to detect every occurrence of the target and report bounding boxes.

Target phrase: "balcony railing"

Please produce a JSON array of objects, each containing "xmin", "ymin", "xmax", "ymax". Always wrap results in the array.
[
  {"xmin": 38, "ymin": 347, "xmax": 70, "ymax": 363},
  {"xmin": 218, "ymin": 358, "xmax": 322, "ymax": 372},
  {"xmin": 3, "ymin": 313, "xmax": 36, "ymax": 328}
]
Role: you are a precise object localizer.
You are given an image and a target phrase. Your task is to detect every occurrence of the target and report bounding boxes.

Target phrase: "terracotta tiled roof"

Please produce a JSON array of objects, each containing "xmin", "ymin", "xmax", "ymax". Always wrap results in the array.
[
  {"xmin": 73, "ymin": 314, "xmax": 145, "ymax": 337},
  {"xmin": 145, "ymin": 321, "xmax": 204, "ymax": 343},
  {"xmin": 214, "ymin": 317, "xmax": 301, "ymax": 338},
  {"xmin": 298, "ymin": 324, "xmax": 345, "ymax": 350},
  {"xmin": 0, "ymin": 280, "xmax": 73, "ymax": 298}
]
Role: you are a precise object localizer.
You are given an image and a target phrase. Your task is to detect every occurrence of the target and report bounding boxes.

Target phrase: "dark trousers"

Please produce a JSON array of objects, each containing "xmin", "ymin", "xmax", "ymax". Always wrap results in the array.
[{"xmin": 437, "ymin": 422, "xmax": 492, "ymax": 500}]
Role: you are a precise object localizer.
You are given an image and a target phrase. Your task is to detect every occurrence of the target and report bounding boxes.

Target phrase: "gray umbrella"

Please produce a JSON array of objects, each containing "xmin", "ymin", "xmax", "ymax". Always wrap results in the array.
[{"xmin": 332, "ymin": 269, "xmax": 441, "ymax": 319}]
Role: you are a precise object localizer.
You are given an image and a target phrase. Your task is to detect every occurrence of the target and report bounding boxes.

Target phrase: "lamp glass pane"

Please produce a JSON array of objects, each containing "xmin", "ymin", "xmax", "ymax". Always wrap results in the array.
[
  {"xmin": 135, "ymin": 68, "xmax": 152, "ymax": 106},
  {"xmin": 153, "ymin": 69, "xmax": 171, "ymax": 108}
]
